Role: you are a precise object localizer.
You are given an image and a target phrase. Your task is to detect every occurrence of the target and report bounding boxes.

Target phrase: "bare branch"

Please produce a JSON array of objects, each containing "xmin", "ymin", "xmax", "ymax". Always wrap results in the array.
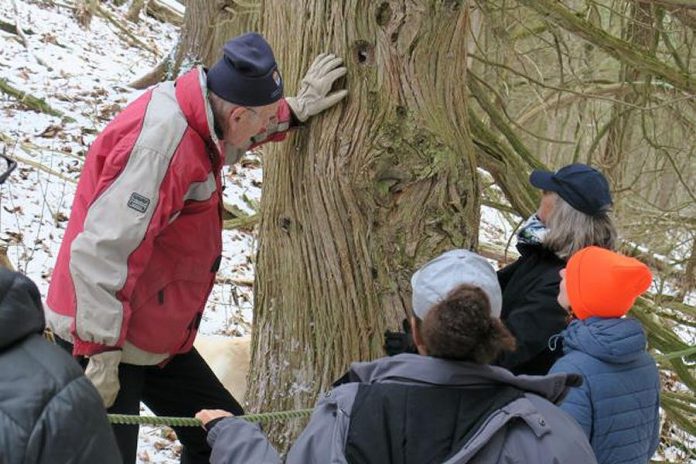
[{"xmin": 517, "ymin": 0, "xmax": 696, "ymax": 94}]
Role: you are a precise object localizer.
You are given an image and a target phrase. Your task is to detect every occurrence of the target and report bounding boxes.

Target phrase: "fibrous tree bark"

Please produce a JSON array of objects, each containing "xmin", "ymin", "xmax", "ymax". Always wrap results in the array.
[{"xmin": 249, "ymin": 0, "xmax": 480, "ymax": 444}]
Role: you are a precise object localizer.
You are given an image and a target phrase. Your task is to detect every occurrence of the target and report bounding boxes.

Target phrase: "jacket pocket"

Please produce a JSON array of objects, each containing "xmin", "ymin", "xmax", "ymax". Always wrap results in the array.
[{"xmin": 128, "ymin": 258, "xmax": 215, "ymax": 354}]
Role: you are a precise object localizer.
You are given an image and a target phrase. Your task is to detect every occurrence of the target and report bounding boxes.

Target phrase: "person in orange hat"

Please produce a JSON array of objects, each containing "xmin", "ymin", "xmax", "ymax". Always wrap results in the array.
[{"xmin": 550, "ymin": 246, "xmax": 660, "ymax": 464}]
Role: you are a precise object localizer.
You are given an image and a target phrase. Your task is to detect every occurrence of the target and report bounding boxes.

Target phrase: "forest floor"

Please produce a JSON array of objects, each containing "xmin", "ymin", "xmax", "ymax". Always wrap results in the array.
[{"xmin": 0, "ymin": 1, "xmax": 691, "ymax": 462}]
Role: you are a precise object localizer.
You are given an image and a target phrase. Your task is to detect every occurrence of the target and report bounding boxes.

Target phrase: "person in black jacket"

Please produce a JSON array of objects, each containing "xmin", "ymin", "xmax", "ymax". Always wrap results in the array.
[
  {"xmin": 0, "ymin": 267, "xmax": 121, "ymax": 463},
  {"xmin": 0, "ymin": 154, "xmax": 121, "ymax": 463},
  {"xmin": 495, "ymin": 164, "xmax": 616, "ymax": 375}
]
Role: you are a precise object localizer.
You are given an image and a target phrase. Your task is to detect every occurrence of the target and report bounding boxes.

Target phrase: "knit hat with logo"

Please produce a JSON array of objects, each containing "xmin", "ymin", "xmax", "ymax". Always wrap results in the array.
[
  {"xmin": 566, "ymin": 246, "xmax": 652, "ymax": 320},
  {"xmin": 207, "ymin": 32, "xmax": 283, "ymax": 107}
]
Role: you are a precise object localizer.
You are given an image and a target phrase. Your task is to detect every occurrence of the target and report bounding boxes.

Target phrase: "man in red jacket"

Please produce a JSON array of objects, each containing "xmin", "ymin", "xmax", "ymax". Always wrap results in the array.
[{"xmin": 45, "ymin": 32, "xmax": 347, "ymax": 463}]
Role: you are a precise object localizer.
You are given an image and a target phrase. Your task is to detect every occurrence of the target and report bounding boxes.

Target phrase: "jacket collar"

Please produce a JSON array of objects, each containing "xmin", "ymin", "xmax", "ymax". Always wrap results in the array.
[
  {"xmin": 174, "ymin": 67, "xmax": 223, "ymax": 162},
  {"xmin": 562, "ymin": 317, "xmax": 647, "ymax": 363},
  {"xmin": 348, "ymin": 354, "xmax": 577, "ymax": 404},
  {"xmin": 0, "ymin": 268, "xmax": 45, "ymax": 349}
]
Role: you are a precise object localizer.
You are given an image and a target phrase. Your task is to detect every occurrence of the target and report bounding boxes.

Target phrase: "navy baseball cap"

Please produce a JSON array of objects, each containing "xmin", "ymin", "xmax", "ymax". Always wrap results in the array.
[
  {"xmin": 529, "ymin": 163, "xmax": 612, "ymax": 216},
  {"xmin": 207, "ymin": 32, "xmax": 283, "ymax": 107}
]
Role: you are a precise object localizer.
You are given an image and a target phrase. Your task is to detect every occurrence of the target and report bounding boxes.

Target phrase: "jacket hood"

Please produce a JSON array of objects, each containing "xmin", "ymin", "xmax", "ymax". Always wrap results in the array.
[
  {"xmin": 349, "ymin": 353, "xmax": 580, "ymax": 404},
  {"xmin": 0, "ymin": 268, "xmax": 45, "ymax": 349},
  {"xmin": 561, "ymin": 317, "xmax": 647, "ymax": 363}
]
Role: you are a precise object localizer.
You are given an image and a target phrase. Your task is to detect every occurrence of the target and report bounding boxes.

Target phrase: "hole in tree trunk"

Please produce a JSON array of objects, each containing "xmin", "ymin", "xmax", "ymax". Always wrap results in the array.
[
  {"xmin": 352, "ymin": 40, "xmax": 375, "ymax": 66},
  {"xmin": 279, "ymin": 216, "xmax": 292, "ymax": 232}
]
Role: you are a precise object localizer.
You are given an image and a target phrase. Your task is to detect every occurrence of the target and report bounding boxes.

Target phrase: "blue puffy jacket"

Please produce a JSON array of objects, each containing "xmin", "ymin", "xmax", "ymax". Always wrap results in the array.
[{"xmin": 549, "ymin": 317, "xmax": 660, "ymax": 464}]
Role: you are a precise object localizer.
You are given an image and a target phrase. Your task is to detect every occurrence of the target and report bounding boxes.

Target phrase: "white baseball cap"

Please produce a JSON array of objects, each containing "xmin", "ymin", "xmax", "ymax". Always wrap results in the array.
[{"xmin": 411, "ymin": 249, "xmax": 502, "ymax": 320}]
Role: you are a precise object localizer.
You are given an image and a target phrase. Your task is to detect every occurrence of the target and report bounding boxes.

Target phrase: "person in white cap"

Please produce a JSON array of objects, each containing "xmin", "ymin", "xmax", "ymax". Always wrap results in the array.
[{"xmin": 196, "ymin": 250, "xmax": 597, "ymax": 464}]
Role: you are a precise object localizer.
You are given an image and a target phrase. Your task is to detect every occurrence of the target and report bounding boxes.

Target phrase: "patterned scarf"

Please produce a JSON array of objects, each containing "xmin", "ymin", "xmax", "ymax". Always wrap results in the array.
[{"xmin": 517, "ymin": 214, "xmax": 549, "ymax": 246}]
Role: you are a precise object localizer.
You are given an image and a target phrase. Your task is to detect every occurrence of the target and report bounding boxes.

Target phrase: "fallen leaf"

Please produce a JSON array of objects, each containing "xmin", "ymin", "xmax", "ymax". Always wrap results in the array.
[
  {"xmin": 3, "ymin": 205, "xmax": 21, "ymax": 214},
  {"xmin": 38, "ymin": 124, "xmax": 63, "ymax": 138},
  {"xmin": 5, "ymin": 231, "xmax": 23, "ymax": 243},
  {"xmin": 53, "ymin": 211, "xmax": 68, "ymax": 222}
]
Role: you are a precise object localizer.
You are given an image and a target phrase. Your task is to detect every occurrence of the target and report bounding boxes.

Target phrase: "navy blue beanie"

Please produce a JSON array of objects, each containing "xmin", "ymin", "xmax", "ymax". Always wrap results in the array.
[{"xmin": 207, "ymin": 32, "xmax": 283, "ymax": 107}]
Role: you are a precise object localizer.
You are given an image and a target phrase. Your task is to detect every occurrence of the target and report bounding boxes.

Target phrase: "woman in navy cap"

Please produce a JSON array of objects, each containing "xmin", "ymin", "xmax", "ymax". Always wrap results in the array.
[{"xmin": 495, "ymin": 163, "xmax": 617, "ymax": 375}]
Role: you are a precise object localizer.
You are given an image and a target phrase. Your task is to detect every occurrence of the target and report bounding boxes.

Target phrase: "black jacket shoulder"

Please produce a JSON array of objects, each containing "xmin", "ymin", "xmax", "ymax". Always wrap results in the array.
[
  {"xmin": 0, "ymin": 269, "xmax": 120, "ymax": 464},
  {"xmin": 495, "ymin": 244, "xmax": 568, "ymax": 375}
]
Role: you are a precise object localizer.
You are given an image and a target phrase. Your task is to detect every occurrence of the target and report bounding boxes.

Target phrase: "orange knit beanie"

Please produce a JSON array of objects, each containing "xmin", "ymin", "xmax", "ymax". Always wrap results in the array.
[{"xmin": 566, "ymin": 246, "xmax": 652, "ymax": 320}]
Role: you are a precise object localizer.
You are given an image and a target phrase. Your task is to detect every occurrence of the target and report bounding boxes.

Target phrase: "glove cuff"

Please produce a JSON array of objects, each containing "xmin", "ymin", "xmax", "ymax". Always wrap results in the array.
[{"xmin": 285, "ymin": 96, "xmax": 309, "ymax": 122}]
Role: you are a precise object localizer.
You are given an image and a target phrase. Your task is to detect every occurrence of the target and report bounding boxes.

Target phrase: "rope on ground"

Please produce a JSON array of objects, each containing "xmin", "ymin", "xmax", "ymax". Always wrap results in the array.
[{"xmin": 108, "ymin": 408, "xmax": 314, "ymax": 427}]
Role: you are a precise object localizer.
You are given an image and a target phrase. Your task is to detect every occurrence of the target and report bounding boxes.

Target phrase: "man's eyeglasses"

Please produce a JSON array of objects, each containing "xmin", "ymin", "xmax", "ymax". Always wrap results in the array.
[{"xmin": 0, "ymin": 153, "xmax": 17, "ymax": 185}]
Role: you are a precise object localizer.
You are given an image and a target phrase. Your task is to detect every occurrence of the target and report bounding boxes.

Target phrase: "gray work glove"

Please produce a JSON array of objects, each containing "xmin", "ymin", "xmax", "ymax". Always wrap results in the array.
[
  {"xmin": 85, "ymin": 350, "xmax": 122, "ymax": 408},
  {"xmin": 286, "ymin": 53, "xmax": 348, "ymax": 122}
]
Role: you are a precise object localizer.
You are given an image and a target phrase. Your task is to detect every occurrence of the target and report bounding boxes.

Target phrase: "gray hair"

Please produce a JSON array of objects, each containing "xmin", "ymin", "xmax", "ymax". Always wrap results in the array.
[
  {"xmin": 208, "ymin": 91, "xmax": 239, "ymax": 133},
  {"xmin": 543, "ymin": 193, "xmax": 617, "ymax": 260}
]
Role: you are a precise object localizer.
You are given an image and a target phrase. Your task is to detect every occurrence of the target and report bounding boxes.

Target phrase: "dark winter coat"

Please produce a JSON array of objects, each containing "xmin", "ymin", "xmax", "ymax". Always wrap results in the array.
[
  {"xmin": 0, "ymin": 268, "xmax": 121, "ymax": 464},
  {"xmin": 206, "ymin": 354, "xmax": 598, "ymax": 463},
  {"xmin": 550, "ymin": 317, "xmax": 660, "ymax": 464},
  {"xmin": 496, "ymin": 243, "xmax": 568, "ymax": 375}
]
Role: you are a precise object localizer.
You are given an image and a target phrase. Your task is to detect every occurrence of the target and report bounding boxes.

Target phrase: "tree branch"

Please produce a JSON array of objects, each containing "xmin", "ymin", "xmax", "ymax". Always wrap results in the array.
[
  {"xmin": 0, "ymin": 78, "xmax": 73, "ymax": 121},
  {"xmin": 517, "ymin": 0, "xmax": 696, "ymax": 94}
]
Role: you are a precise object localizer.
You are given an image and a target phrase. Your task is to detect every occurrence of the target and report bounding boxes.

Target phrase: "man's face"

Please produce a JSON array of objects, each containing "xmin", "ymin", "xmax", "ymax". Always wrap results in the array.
[{"xmin": 224, "ymin": 101, "xmax": 280, "ymax": 150}]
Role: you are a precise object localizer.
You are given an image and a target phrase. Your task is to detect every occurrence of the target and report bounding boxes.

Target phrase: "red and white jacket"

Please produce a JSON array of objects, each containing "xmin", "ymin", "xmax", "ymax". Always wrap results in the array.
[{"xmin": 46, "ymin": 67, "xmax": 290, "ymax": 363}]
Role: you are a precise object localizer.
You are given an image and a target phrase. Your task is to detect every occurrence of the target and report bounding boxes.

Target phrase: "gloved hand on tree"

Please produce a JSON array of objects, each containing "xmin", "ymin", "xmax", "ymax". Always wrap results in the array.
[
  {"xmin": 85, "ymin": 350, "xmax": 122, "ymax": 408},
  {"xmin": 383, "ymin": 318, "xmax": 418, "ymax": 356},
  {"xmin": 287, "ymin": 53, "xmax": 348, "ymax": 122}
]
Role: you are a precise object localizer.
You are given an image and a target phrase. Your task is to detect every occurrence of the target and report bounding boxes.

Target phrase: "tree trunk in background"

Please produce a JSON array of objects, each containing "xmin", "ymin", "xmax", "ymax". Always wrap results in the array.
[
  {"xmin": 73, "ymin": 0, "xmax": 97, "ymax": 29},
  {"xmin": 130, "ymin": 0, "xmax": 258, "ymax": 90},
  {"xmin": 597, "ymin": 2, "xmax": 657, "ymax": 207},
  {"xmin": 126, "ymin": 0, "xmax": 146, "ymax": 23},
  {"xmin": 174, "ymin": 0, "xmax": 260, "ymax": 72},
  {"xmin": 679, "ymin": 237, "xmax": 696, "ymax": 301},
  {"xmin": 249, "ymin": 0, "xmax": 480, "ymax": 445}
]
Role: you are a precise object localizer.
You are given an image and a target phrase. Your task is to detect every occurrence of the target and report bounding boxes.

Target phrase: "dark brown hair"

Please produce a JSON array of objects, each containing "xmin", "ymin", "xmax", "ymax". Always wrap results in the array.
[{"xmin": 420, "ymin": 284, "xmax": 516, "ymax": 363}]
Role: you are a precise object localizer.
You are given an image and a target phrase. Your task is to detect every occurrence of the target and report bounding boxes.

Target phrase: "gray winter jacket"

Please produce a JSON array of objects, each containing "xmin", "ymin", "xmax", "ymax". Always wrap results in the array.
[
  {"xmin": 207, "ymin": 354, "xmax": 597, "ymax": 463},
  {"xmin": 0, "ymin": 268, "xmax": 121, "ymax": 463}
]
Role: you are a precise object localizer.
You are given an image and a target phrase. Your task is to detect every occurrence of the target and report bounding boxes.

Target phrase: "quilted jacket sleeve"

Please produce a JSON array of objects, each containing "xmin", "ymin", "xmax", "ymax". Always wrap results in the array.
[
  {"xmin": 550, "ymin": 357, "xmax": 593, "ymax": 438},
  {"xmin": 25, "ymin": 375, "xmax": 122, "ymax": 464}
]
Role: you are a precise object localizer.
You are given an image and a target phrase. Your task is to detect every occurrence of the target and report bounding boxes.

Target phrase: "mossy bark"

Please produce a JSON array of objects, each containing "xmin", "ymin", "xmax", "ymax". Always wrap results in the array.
[{"xmin": 249, "ymin": 0, "xmax": 480, "ymax": 445}]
